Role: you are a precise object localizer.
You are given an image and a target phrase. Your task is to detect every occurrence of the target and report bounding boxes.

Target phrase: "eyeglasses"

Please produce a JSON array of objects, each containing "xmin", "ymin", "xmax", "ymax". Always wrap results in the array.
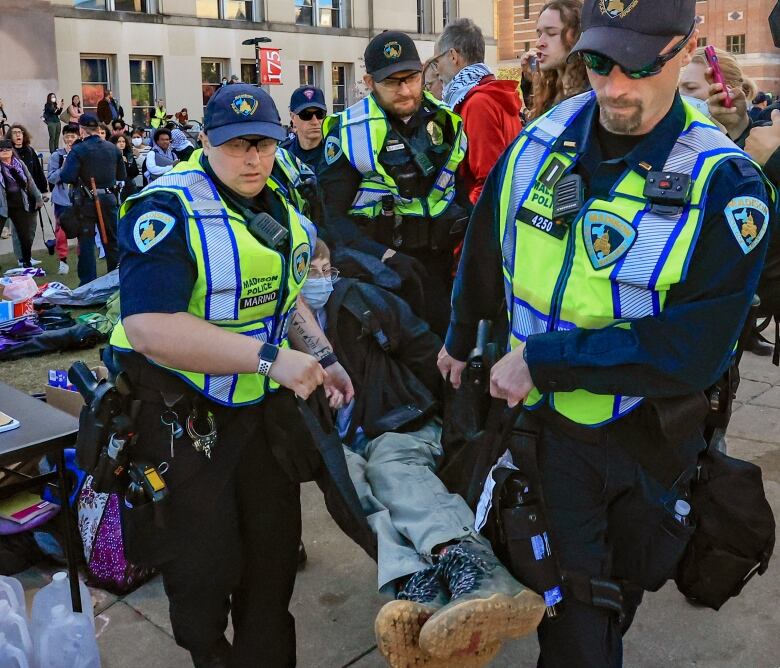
[
  {"xmin": 297, "ymin": 109, "xmax": 326, "ymax": 121},
  {"xmin": 582, "ymin": 24, "xmax": 695, "ymax": 80},
  {"xmin": 428, "ymin": 48, "xmax": 453, "ymax": 73},
  {"xmin": 220, "ymin": 136, "xmax": 279, "ymax": 158},
  {"xmin": 378, "ymin": 71, "xmax": 422, "ymax": 90},
  {"xmin": 308, "ymin": 267, "xmax": 340, "ymax": 281}
]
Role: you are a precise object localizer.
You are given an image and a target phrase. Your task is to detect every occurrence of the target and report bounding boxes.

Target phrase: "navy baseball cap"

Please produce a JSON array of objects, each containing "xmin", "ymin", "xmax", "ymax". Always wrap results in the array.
[
  {"xmin": 204, "ymin": 83, "xmax": 286, "ymax": 146},
  {"xmin": 570, "ymin": 0, "xmax": 696, "ymax": 71},
  {"xmin": 78, "ymin": 113, "xmax": 99, "ymax": 129},
  {"xmin": 290, "ymin": 86, "xmax": 327, "ymax": 114},
  {"xmin": 364, "ymin": 31, "xmax": 422, "ymax": 82}
]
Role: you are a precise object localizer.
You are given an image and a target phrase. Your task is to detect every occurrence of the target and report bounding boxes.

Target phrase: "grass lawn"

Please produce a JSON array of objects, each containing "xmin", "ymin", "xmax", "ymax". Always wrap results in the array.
[{"xmin": 0, "ymin": 246, "xmax": 106, "ymax": 394}]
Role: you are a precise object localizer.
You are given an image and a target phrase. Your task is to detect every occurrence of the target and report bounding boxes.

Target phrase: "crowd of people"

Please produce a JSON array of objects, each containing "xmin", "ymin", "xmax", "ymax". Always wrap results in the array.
[{"xmin": 2, "ymin": 1, "xmax": 779, "ymax": 667}]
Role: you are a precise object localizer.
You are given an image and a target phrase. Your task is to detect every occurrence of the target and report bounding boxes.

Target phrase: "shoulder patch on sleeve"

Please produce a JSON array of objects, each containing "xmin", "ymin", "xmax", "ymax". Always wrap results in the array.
[
  {"xmin": 724, "ymin": 196, "xmax": 769, "ymax": 255},
  {"xmin": 325, "ymin": 136, "xmax": 343, "ymax": 165},
  {"xmin": 133, "ymin": 211, "xmax": 177, "ymax": 253}
]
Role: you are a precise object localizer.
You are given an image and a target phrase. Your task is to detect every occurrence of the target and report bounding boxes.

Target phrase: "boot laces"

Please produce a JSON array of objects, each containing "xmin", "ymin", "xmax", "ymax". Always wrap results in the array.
[
  {"xmin": 397, "ymin": 565, "xmax": 441, "ymax": 603},
  {"xmin": 439, "ymin": 544, "xmax": 491, "ymax": 598}
]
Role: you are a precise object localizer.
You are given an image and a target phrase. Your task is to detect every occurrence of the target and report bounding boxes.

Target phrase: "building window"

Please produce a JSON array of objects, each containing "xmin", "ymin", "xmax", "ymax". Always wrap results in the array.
[
  {"xmin": 196, "ymin": 0, "xmax": 257, "ymax": 20},
  {"xmin": 295, "ymin": 0, "xmax": 341, "ymax": 27},
  {"xmin": 524, "ymin": 0, "xmax": 530, "ymax": 20},
  {"xmin": 696, "ymin": 37, "xmax": 707, "ymax": 47},
  {"xmin": 726, "ymin": 34, "xmax": 745, "ymax": 54},
  {"xmin": 241, "ymin": 61, "xmax": 257, "ymax": 84},
  {"xmin": 129, "ymin": 58, "xmax": 157, "ymax": 128},
  {"xmin": 332, "ymin": 63, "xmax": 349, "ymax": 113},
  {"xmin": 442, "ymin": 0, "xmax": 454, "ymax": 27},
  {"xmin": 202, "ymin": 60, "xmax": 224, "ymax": 113},
  {"xmin": 224, "ymin": 0, "xmax": 253, "ymax": 20},
  {"xmin": 80, "ymin": 56, "xmax": 111, "ymax": 116},
  {"xmin": 299, "ymin": 62, "xmax": 320, "ymax": 86},
  {"xmin": 76, "ymin": 0, "xmax": 158, "ymax": 8},
  {"xmin": 417, "ymin": 0, "xmax": 432, "ymax": 33}
]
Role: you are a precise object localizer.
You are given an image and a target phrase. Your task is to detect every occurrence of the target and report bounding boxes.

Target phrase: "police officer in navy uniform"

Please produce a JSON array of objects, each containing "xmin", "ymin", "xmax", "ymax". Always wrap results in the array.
[
  {"xmin": 319, "ymin": 31, "xmax": 469, "ymax": 336},
  {"xmin": 60, "ymin": 112, "xmax": 126, "ymax": 285},
  {"xmin": 108, "ymin": 84, "xmax": 352, "ymax": 667},
  {"xmin": 439, "ymin": 1, "xmax": 775, "ymax": 665},
  {"xmin": 281, "ymin": 85, "xmax": 328, "ymax": 175}
]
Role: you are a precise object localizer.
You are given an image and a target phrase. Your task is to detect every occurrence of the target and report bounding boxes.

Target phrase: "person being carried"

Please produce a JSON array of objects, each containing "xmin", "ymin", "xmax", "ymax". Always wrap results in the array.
[{"xmin": 301, "ymin": 239, "xmax": 545, "ymax": 667}]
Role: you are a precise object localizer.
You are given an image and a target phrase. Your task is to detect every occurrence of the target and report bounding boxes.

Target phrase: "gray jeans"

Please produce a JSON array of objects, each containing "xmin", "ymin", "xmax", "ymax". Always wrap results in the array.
[{"xmin": 343, "ymin": 419, "xmax": 478, "ymax": 593}]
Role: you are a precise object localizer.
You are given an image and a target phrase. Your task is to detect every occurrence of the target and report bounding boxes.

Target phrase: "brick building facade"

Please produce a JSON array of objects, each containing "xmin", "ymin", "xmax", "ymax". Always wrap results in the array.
[{"xmin": 498, "ymin": 0, "xmax": 780, "ymax": 95}]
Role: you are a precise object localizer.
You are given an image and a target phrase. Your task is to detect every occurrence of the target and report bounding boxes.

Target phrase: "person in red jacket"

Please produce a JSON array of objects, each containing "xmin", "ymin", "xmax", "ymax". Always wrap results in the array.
[{"xmin": 433, "ymin": 18, "xmax": 523, "ymax": 206}]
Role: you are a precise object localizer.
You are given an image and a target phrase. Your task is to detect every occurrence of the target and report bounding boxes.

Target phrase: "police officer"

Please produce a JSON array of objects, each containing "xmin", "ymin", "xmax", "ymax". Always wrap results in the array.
[
  {"xmin": 439, "ymin": 1, "xmax": 775, "ymax": 665},
  {"xmin": 319, "ymin": 31, "xmax": 468, "ymax": 336},
  {"xmin": 60, "ymin": 113, "xmax": 125, "ymax": 285},
  {"xmin": 281, "ymin": 85, "xmax": 328, "ymax": 174},
  {"xmin": 108, "ymin": 84, "xmax": 352, "ymax": 667}
]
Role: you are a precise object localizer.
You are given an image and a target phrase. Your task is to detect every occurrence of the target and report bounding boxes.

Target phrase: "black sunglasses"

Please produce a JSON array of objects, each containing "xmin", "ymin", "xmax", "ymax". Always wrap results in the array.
[
  {"xmin": 582, "ymin": 23, "xmax": 695, "ymax": 80},
  {"xmin": 297, "ymin": 109, "xmax": 326, "ymax": 121}
]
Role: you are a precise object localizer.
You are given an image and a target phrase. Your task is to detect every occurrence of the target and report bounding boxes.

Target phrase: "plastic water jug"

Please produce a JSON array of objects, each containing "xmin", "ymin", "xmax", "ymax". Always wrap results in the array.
[
  {"xmin": 31, "ymin": 572, "xmax": 93, "ymax": 636},
  {"xmin": 0, "ymin": 632, "xmax": 30, "ymax": 668},
  {"xmin": 37, "ymin": 605, "xmax": 99, "ymax": 668},
  {"xmin": 0, "ymin": 601, "xmax": 33, "ymax": 666},
  {"xmin": 0, "ymin": 575, "xmax": 25, "ymax": 616}
]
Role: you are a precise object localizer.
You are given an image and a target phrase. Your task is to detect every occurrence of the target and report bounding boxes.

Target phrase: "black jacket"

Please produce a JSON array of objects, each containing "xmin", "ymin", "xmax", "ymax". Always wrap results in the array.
[
  {"xmin": 324, "ymin": 278, "xmax": 442, "ymax": 441},
  {"xmin": 16, "ymin": 144, "xmax": 48, "ymax": 193}
]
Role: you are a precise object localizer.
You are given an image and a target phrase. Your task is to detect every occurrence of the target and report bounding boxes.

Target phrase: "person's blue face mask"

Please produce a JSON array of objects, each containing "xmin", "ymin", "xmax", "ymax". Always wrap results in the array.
[{"xmin": 301, "ymin": 277, "xmax": 333, "ymax": 310}]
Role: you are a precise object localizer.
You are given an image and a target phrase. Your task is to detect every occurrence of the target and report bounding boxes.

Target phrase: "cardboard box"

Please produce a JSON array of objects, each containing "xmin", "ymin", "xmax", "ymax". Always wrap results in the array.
[{"xmin": 45, "ymin": 366, "xmax": 109, "ymax": 418}]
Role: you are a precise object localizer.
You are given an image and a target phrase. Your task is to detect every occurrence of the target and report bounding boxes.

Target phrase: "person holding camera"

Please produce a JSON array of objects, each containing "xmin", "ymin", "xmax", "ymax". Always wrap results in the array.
[{"xmin": 319, "ymin": 31, "xmax": 468, "ymax": 337}]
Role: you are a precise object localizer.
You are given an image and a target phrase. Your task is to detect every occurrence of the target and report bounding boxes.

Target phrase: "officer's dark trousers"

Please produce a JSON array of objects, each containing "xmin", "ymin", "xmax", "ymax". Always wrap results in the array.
[
  {"xmin": 121, "ymin": 379, "xmax": 301, "ymax": 667},
  {"xmin": 77, "ymin": 194, "xmax": 118, "ymax": 285},
  {"xmin": 533, "ymin": 419, "xmax": 702, "ymax": 668}
]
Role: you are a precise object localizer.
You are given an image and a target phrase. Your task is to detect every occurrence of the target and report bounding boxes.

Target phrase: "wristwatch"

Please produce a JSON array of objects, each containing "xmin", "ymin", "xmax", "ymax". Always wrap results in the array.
[{"xmin": 257, "ymin": 343, "xmax": 279, "ymax": 376}]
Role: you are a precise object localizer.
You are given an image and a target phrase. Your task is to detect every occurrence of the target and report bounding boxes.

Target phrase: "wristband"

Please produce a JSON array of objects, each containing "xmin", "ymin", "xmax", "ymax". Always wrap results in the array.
[{"xmin": 319, "ymin": 352, "xmax": 339, "ymax": 369}]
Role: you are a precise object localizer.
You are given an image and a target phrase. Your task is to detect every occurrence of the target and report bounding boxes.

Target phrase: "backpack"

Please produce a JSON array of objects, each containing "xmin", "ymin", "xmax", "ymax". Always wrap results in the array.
[{"xmin": 675, "ymin": 446, "xmax": 775, "ymax": 610}]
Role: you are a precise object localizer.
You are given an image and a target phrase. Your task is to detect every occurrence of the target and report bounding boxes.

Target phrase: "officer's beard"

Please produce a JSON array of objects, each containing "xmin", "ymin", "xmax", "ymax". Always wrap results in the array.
[{"xmin": 598, "ymin": 96, "xmax": 644, "ymax": 135}]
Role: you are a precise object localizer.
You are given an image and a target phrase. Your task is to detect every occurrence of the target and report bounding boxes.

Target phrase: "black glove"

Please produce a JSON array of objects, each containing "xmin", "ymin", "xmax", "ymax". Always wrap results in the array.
[{"xmin": 383, "ymin": 251, "xmax": 428, "ymax": 320}]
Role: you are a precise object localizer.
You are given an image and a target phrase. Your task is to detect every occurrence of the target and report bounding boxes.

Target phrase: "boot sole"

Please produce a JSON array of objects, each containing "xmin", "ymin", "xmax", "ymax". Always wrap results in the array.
[
  {"xmin": 418, "ymin": 590, "xmax": 545, "ymax": 660},
  {"xmin": 375, "ymin": 600, "xmax": 502, "ymax": 668}
]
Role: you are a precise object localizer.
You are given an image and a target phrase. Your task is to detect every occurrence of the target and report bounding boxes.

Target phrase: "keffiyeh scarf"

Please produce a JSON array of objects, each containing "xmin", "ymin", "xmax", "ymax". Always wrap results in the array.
[{"xmin": 443, "ymin": 63, "xmax": 493, "ymax": 109}]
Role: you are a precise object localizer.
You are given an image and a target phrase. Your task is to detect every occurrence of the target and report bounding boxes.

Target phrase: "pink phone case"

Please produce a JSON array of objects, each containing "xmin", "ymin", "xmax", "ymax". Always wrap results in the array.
[{"xmin": 705, "ymin": 46, "xmax": 732, "ymax": 108}]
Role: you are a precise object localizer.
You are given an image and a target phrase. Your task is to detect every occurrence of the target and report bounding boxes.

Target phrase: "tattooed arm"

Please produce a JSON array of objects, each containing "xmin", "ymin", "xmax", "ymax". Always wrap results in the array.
[{"xmin": 289, "ymin": 296, "xmax": 355, "ymax": 408}]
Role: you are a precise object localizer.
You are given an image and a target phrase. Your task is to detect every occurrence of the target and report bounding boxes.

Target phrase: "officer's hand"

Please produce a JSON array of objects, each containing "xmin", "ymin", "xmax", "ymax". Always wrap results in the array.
[
  {"xmin": 269, "ymin": 348, "xmax": 326, "ymax": 399},
  {"xmin": 489, "ymin": 344, "xmax": 533, "ymax": 408},
  {"xmin": 34, "ymin": 201, "xmax": 43, "ymax": 210},
  {"xmin": 323, "ymin": 361, "xmax": 354, "ymax": 409},
  {"xmin": 437, "ymin": 346, "xmax": 467, "ymax": 389},
  {"xmin": 706, "ymin": 78, "xmax": 749, "ymax": 139},
  {"xmin": 745, "ymin": 109, "xmax": 780, "ymax": 166}
]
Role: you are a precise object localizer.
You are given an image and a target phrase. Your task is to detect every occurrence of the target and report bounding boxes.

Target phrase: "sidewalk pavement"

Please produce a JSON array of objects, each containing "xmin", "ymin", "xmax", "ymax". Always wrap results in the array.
[{"xmin": 15, "ymin": 349, "xmax": 780, "ymax": 667}]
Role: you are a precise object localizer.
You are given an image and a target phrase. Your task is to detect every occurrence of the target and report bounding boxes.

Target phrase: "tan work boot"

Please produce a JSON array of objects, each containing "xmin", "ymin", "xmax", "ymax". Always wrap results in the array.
[
  {"xmin": 418, "ymin": 538, "xmax": 546, "ymax": 660},
  {"xmin": 375, "ymin": 565, "xmax": 502, "ymax": 667}
]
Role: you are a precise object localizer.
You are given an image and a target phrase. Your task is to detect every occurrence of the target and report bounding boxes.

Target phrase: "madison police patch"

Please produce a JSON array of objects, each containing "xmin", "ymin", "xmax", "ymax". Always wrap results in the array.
[
  {"xmin": 325, "ymin": 136, "xmax": 342, "ymax": 165},
  {"xmin": 292, "ymin": 243, "xmax": 311, "ymax": 284},
  {"xmin": 133, "ymin": 211, "xmax": 176, "ymax": 253},
  {"xmin": 583, "ymin": 210, "xmax": 637, "ymax": 270},
  {"xmin": 724, "ymin": 196, "xmax": 769, "ymax": 255}
]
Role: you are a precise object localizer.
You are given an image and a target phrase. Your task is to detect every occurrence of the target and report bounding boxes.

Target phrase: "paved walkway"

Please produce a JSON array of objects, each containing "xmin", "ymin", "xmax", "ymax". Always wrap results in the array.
[{"xmin": 14, "ymin": 349, "xmax": 780, "ymax": 667}]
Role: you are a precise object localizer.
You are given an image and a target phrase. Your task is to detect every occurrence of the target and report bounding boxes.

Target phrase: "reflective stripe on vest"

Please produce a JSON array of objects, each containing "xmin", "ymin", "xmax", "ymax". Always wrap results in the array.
[
  {"xmin": 498, "ymin": 91, "xmax": 765, "ymax": 426},
  {"xmin": 322, "ymin": 93, "xmax": 467, "ymax": 219},
  {"xmin": 110, "ymin": 159, "xmax": 315, "ymax": 406},
  {"xmin": 272, "ymin": 146, "xmax": 314, "ymax": 214}
]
